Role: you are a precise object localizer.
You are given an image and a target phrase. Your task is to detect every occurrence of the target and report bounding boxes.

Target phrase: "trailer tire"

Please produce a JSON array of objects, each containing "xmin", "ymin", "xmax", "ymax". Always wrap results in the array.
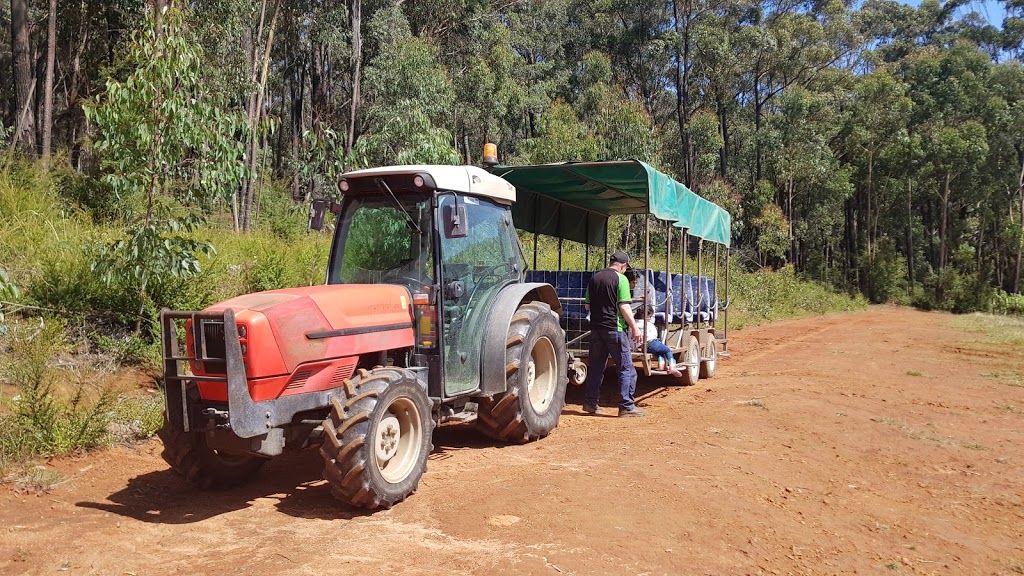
[
  {"xmin": 700, "ymin": 337, "xmax": 717, "ymax": 379},
  {"xmin": 158, "ymin": 419, "xmax": 266, "ymax": 489},
  {"xmin": 569, "ymin": 360, "xmax": 587, "ymax": 386},
  {"xmin": 476, "ymin": 301, "xmax": 568, "ymax": 443},
  {"xmin": 674, "ymin": 335, "xmax": 701, "ymax": 386},
  {"xmin": 320, "ymin": 367, "xmax": 432, "ymax": 510}
]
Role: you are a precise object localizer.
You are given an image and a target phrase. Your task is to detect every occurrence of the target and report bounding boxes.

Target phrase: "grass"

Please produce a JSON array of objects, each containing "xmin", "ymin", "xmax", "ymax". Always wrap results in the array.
[
  {"xmin": 870, "ymin": 416, "xmax": 942, "ymax": 444},
  {"xmin": 981, "ymin": 371, "xmax": 1024, "ymax": 388},
  {"xmin": 906, "ymin": 370, "xmax": 923, "ymax": 377},
  {"xmin": 727, "ymin": 265, "xmax": 867, "ymax": 329},
  {"xmin": 3, "ymin": 465, "xmax": 65, "ymax": 494},
  {"xmin": 737, "ymin": 398, "xmax": 768, "ymax": 410},
  {"xmin": 950, "ymin": 313, "xmax": 1024, "ymax": 348}
]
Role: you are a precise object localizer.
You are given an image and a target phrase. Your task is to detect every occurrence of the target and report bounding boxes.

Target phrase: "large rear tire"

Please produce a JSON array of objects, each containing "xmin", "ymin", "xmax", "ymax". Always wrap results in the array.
[
  {"xmin": 476, "ymin": 301, "xmax": 568, "ymax": 443},
  {"xmin": 157, "ymin": 420, "xmax": 266, "ymax": 489},
  {"xmin": 320, "ymin": 367, "xmax": 433, "ymax": 510}
]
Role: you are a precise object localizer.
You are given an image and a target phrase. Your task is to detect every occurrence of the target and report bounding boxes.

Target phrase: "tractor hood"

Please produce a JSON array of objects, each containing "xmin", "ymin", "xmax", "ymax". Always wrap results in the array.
[{"xmin": 206, "ymin": 284, "xmax": 415, "ymax": 377}]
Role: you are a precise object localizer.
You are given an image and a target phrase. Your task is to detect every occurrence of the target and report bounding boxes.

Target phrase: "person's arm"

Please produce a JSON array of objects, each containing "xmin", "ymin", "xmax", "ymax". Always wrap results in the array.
[
  {"xmin": 617, "ymin": 275, "xmax": 642, "ymax": 344},
  {"xmin": 584, "ymin": 287, "xmax": 590, "ymax": 311}
]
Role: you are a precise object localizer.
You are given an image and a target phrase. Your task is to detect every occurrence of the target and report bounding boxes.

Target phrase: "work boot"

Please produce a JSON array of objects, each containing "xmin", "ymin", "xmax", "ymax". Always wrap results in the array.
[
  {"xmin": 582, "ymin": 403, "xmax": 599, "ymax": 415},
  {"xmin": 618, "ymin": 406, "xmax": 647, "ymax": 417}
]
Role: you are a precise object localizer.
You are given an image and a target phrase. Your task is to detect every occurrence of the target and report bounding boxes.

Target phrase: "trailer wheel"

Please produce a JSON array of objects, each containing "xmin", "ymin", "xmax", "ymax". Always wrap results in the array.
[
  {"xmin": 569, "ymin": 360, "xmax": 587, "ymax": 386},
  {"xmin": 158, "ymin": 419, "xmax": 266, "ymax": 489},
  {"xmin": 674, "ymin": 335, "xmax": 701, "ymax": 386},
  {"xmin": 476, "ymin": 301, "xmax": 568, "ymax": 443},
  {"xmin": 320, "ymin": 367, "xmax": 432, "ymax": 510},
  {"xmin": 700, "ymin": 337, "xmax": 717, "ymax": 379}
]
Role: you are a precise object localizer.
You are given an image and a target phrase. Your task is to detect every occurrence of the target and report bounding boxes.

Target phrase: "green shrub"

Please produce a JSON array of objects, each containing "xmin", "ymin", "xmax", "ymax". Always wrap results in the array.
[
  {"xmin": 94, "ymin": 331, "xmax": 161, "ymax": 371},
  {"xmin": 728, "ymin": 265, "xmax": 867, "ymax": 328},
  {"xmin": 108, "ymin": 393, "xmax": 164, "ymax": 443},
  {"xmin": 992, "ymin": 291, "xmax": 1024, "ymax": 316},
  {"xmin": 53, "ymin": 167, "xmax": 126, "ymax": 223},
  {"xmin": 1, "ymin": 319, "xmax": 115, "ymax": 459},
  {"xmin": 256, "ymin": 185, "xmax": 309, "ymax": 241}
]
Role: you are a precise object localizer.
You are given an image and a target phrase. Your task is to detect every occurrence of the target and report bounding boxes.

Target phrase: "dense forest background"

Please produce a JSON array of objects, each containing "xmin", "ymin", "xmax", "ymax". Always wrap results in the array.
[{"xmin": 2, "ymin": 0, "xmax": 1024, "ymax": 315}]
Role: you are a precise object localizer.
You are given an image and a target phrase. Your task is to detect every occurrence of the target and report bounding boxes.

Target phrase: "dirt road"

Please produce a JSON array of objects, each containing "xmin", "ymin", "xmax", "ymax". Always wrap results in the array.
[{"xmin": 3, "ymin": 307, "xmax": 1023, "ymax": 575}]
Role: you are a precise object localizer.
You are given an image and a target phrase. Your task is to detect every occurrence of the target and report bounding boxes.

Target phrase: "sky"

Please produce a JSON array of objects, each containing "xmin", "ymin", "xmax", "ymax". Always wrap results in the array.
[{"xmin": 897, "ymin": 0, "xmax": 1008, "ymax": 24}]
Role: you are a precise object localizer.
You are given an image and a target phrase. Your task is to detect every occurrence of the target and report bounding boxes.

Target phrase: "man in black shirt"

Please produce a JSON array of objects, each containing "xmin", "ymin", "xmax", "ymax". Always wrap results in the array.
[{"xmin": 583, "ymin": 251, "xmax": 646, "ymax": 417}]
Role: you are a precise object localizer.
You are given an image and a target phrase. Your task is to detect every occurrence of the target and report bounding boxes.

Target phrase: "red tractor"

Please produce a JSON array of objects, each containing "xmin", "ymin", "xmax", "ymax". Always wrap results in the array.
[{"xmin": 159, "ymin": 165, "xmax": 568, "ymax": 509}]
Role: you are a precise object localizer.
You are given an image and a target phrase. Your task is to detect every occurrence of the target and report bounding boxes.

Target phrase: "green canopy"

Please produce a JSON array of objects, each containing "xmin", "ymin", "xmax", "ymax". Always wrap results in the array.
[{"xmin": 492, "ymin": 160, "xmax": 731, "ymax": 247}]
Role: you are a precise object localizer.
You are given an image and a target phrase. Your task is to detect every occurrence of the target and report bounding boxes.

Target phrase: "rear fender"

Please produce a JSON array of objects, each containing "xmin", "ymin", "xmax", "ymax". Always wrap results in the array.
[{"xmin": 478, "ymin": 283, "xmax": 563, "ymax": 396}]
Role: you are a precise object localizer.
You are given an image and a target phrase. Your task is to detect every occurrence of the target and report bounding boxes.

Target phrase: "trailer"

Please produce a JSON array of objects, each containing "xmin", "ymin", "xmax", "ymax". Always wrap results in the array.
[{"xmin": 491, "ymin": 160, "xmax": 732, "ymax": 386}]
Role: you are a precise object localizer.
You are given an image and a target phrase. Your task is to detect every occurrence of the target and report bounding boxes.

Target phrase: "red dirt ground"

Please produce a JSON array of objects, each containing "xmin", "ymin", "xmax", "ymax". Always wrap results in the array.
[{"xmin": 2, "ymin": 307, "xmax": 1023, "ymax": 575}]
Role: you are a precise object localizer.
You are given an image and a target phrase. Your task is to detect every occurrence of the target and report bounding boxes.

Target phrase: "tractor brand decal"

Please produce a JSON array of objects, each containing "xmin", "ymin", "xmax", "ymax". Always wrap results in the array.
[{"xmin": 400, "ymin": 295, "xmax": 408, "ymax": 310}]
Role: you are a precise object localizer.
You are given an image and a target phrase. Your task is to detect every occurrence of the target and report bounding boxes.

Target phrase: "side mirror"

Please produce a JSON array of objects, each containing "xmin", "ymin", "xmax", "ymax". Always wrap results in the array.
[
  {"xmin": 309, "ymin": 200, "xmax": 342, "ymax": 232},
  {"xmin": 443, "ymin": 204, "xmax": 468, "ymax": 239},
  {"xmin": 309, "ymin": 200, "xmax": 329, "ymax": 231},
  {"xmin": 444, "ymin": 280, "xmax": 465, "ymax": 301}
]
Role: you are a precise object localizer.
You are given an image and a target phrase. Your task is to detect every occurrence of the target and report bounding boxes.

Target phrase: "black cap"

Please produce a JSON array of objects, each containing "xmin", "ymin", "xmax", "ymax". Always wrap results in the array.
[{"xmin": 610, "ymin": 251, "xmax": 630, "ymax": 265}]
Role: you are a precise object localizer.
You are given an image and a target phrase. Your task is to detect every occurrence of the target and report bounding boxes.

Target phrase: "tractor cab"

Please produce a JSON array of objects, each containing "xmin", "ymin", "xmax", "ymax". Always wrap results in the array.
[{"xmin": 319, "ymin": 166, "xmax": 532, "ymax": 398}]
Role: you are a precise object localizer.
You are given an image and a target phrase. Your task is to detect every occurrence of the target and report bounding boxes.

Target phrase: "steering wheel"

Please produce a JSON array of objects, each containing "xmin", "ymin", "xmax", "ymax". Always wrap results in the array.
[{"xmin": 463, "ymin": 263, "xmax": 511, "ymax": 305}]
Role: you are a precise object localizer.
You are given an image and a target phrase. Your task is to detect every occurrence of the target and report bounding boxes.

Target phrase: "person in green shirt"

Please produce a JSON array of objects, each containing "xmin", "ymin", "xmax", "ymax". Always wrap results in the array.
[{"xmin": 583, "ymin": 251, "xmax": 645, "ymax": 417}]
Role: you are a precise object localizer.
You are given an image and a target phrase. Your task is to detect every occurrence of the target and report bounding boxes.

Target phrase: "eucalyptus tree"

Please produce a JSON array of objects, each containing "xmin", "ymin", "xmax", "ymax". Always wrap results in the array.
[{"xmin": 85, "ymin": 5, "xmax": 248, "ymax": 331}]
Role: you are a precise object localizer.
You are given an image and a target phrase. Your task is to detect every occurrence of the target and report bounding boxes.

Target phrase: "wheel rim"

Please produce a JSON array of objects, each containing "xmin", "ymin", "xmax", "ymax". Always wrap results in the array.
[
  {"xmin": 372, "ymin": 396, "xmax": 423, "ymax": 484},
  {"xmin": 572, "ymin": 364, "xmax": 587, "ymax": 385},
  {"xmin": 705, "ymin": 340, "xmax": 716, "ymax": 372},
  {"xmin": 527, "ymin": 336, "xmax": 558, "ymax": 412}
]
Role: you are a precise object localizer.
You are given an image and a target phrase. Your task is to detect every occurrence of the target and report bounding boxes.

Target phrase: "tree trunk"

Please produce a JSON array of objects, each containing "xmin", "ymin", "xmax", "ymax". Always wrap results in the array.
[
  {"xmin": 717, "ymin": 89, "xmax": 728, "ymax": 179},
  {"xmin": 939, "ymin": 171, "xmax": 951, "ymax": 271},
  {"xmin": 1014, "ymin": 143, "xmax": 1024, "ymax": 293},
  {"xmin": 346, "ymin": 0, "xmax": 362, "ymax": 156},
  {"xmin": 11, "ymin": 0, "xmax": 37, "ymax": 155},
  {"xmin": 241, "ymin": 0, "xmax": 281, "ymax": 232},
  {"xmin": 41, "ymin": 0, "xmax": 57, "ymax": 167},
  {"xmin": 311, "ymin": 42, "xmax": 329, "ymax": 127},
  {"xmin": 671, "ymin": 0, "xmax": 694, "ymax": 189},
  {"xmin": 907, "ymin": 179, "xmax": 914, "ymax": 295},
  {"xmin": 866, "ymin": 149, "xmax": 873, "ymax": 262}
]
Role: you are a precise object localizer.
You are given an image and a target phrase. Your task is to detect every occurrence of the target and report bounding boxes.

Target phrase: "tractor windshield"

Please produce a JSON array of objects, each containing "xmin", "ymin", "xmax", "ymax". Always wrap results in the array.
[{"xmin": 328, "ymin": 194, "xmax": 433, "ymax": 291}]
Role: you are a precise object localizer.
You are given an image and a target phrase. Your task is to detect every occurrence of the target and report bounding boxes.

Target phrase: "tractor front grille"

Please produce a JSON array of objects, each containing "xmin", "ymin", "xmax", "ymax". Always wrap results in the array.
[{"xmin": 199, "ymin": 320, "xmax": 227, "ymax": 374}]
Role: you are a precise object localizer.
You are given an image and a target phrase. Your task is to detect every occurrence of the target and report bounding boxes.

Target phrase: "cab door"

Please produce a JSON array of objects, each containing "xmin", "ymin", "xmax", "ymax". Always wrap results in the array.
[{"xmin": 436, "ymin": 193, "xmax": 520, "ymax": 396}]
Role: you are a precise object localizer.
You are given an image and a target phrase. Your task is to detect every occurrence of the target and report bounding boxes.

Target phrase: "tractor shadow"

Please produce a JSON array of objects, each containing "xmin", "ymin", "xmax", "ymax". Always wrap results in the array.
[
  {"xmin": 562, "ymin": 366, "xmax": 696, "ymax": 414},
  {"xmin": 75, "ymin": 448, "xmax": 375, "ymax": 524}
]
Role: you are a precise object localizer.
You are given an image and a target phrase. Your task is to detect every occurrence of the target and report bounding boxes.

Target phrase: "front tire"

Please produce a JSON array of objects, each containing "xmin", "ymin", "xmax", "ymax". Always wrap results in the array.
[
  {"xmin": 320, "ymin": 367, "xmax": 433, "ymax": 510},
  {"xmin": 476, "ymin": 301, "xmax": 568, "ymax": 443},
  {"xmin": 158, "ymin": 420, "xmax": 266, "ymax": 489}
]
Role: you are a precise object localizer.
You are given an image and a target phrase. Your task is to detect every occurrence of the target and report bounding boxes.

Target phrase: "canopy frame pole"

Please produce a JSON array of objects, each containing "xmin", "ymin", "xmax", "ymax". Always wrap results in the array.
[
  {"xmin": 557, "ymin": 204, "xmax": 563, "ymax": 272},
  {"xmin": 697, "ymin": 240, "xmax": 703, "ymax": 329},
  {"xmin": 531, "ymin": 192, "xmax": 539, "ymax": 271},
  {"xmin": 713, "ymin": 244, "xmax": 719, "ymax": 329},
  {"xmin": 585, "ymin": 216, "xmax": 590, "ymax": 270},
  {"xmin": 532, "ymin": 231, "xmax": 538, "ymax": 271},
  {"xmin": 724, "ymin": 247, "xmax": 730, "ymax": 352},
  {"xmin": 676, "ymin": 228, "xmax": 687, "ymax": 348},
  {"xmin": 665, "ymin": 221, "xmax": 672, "ymax": 326},
  {"xmin": 642, "ymin": 213, "xmax": 651, "ymax": 376}
]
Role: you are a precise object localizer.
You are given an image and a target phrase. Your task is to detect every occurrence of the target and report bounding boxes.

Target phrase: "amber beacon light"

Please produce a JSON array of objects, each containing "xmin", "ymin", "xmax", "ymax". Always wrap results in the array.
[{"xmin": 482, "ymin": 142, "xmax": 498, "ymax": 167}]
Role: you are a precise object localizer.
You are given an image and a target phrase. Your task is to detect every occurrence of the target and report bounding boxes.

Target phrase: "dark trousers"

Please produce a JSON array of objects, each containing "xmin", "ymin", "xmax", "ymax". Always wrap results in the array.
[{"xmin": 585, "ymin": 330, "xmax": 637, "ymax": 411}]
